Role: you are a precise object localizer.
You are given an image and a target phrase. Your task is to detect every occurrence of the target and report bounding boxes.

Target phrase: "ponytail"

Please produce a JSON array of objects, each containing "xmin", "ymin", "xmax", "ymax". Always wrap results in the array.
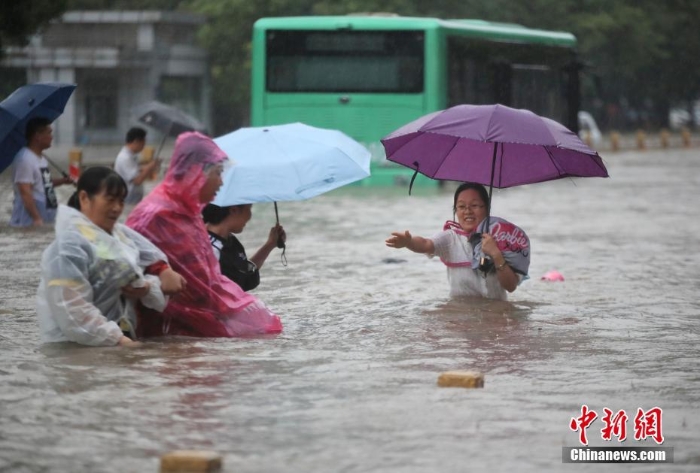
[{"xmin": 67, "ymin": 191, "xmax": 80, "ymax": 210}]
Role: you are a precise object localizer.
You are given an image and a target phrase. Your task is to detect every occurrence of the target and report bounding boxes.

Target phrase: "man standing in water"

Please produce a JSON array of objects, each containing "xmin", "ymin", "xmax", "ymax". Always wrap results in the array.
[
  {"xmin": 10, "ymin": 117, "xmax": 72, "ymax": 227},
  {"xmin": 114, "ymin": 127, "xmax": 159, "ymax": 205}
]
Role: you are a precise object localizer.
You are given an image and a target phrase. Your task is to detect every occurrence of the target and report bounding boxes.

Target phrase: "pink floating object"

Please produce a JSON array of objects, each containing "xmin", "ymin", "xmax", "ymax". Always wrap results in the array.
[{"xmin": 541, "ymin": 270, "xmax": 565, "ymax": 282}]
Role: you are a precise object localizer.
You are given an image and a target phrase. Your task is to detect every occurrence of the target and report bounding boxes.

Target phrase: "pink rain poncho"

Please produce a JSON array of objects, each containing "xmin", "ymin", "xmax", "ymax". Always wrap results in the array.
[{"xmin": 126, "ymin": 132, "xmax": 282, "ymax": 338}]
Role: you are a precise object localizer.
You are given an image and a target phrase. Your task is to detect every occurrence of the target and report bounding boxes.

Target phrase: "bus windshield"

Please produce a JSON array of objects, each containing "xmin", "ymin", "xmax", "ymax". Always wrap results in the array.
[{"xmin": 266, "ymin": 30, "xmax": 424, "ymax": 93}]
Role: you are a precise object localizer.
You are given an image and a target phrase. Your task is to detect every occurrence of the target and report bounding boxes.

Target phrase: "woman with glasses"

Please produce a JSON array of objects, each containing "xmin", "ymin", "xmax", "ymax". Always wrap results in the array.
[
  {"xmin": 385, "ymin": 182, "xmax": 530, "ymax": 300},
  {"xmin": 126, "ymin": 132, "xmax": 283, "ymax": 338}
]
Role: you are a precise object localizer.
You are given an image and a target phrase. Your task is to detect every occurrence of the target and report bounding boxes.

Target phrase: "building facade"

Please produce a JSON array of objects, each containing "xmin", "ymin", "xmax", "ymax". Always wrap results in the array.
[{"xmin": 1, "ymin": 10, "xmax": 211, "ymax": 146}]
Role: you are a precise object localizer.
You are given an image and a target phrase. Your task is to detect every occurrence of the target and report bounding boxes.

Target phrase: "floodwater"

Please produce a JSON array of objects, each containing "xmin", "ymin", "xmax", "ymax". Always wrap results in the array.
[{"xmin": 1, "ymin": 148, "xmax": 699, "ymax": 473}]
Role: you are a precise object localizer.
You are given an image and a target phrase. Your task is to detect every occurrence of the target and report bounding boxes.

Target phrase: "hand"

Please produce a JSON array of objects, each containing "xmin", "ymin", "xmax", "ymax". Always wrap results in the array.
[
  {"xmin": 118, "ymin": 336, "xmax": 142, "ymax": 347},
  {"xmin": 32, "ymin": 218, "xmax": 44, "ymax": 227},
  {"xmin": 159, "ymin": 267, "xmax": 186, "ymax": 295},
  {"xmin": 385, "ymin": 231, "xmax": 412, "ymax": 249},
  {"xmin": 121, "ymin": 281, "xmax": 151, "ymax": 300},
  {"xmin": 480, "ymin": 233, "xmax": 502, "ymax": 260},
  {"xmin": 62, "ymin": 176, "xmax": 75, "ymax": 185},
  {"xmin": 266, "ymin": 224, "xmax": 286, "ymax": 248}
]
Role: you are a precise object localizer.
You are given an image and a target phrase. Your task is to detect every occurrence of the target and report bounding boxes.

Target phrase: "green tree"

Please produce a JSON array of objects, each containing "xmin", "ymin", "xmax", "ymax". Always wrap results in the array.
[
  {"xmin": 0, "ymin": 0, "xmax": 68, "ymax": 58},
  {"xmin": 187, "ymin": 0, "xmax": 318, "ymax": 133}
]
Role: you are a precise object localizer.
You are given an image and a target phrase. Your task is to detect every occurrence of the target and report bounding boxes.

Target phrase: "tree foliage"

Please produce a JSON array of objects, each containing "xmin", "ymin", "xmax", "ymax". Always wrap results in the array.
[
  {"xmin": 184, "ymin": 0, "xmax": 700, "ymax": 131},
  {"xmin": 0, "ymin": 0, "xmax": 68, "ymax": 56}
]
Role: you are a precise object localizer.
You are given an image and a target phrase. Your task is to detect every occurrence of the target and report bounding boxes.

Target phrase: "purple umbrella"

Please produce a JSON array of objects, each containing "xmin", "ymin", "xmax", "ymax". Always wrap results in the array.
[
  {"xmin": 381, "ymin": 103, "xmax": 608, "ymax": 192},
  {"xmin": 381, "ymin": 103, "xmax": 609, "ymax": 271}
]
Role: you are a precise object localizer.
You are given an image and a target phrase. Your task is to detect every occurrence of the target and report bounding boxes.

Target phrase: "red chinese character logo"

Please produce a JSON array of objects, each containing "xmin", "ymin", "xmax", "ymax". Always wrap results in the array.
[
  {"xmin": 634, "ymin": 407, "xmax": 664, "ymax": 444},
  {"xmin": 570, "ymin": 405, "xmax": 598, "ymax": 445},
  {"xmin": 601, "ymin": 408, "xmax": 628, "ymax": 442}
]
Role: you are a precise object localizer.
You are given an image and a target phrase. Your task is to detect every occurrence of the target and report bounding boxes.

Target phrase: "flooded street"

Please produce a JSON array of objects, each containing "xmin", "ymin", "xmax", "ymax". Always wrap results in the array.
[{"xmin": 1, "ymin": 148, "xmax": 699, "ymax": 472}]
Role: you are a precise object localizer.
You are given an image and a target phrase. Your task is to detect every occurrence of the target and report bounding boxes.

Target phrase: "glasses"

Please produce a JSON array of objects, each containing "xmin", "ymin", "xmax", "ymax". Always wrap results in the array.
[{"xmin": 456, "ymin": 204, "xmax": 486, "ymax": 212}]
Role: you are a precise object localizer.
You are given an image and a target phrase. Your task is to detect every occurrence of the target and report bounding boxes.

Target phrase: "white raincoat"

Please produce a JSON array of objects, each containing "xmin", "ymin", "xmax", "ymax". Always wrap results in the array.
[{"xmin": 37, "ymin": 205, "xmax": 168, "ymax": 346}]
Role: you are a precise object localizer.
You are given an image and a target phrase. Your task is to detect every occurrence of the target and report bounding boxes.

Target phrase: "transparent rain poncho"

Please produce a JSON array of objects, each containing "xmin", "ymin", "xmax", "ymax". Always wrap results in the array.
[
  {"xmin": 37, "ymin": 205, "xmax": 169, "ymax": 346},
  {"xmin": 126, "ymin": 132, "xmax": 282, "ymax": 337}
]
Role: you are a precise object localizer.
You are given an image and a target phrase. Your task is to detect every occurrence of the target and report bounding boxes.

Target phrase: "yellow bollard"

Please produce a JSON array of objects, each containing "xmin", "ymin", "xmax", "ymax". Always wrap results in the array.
[
  {"xmin": 681, "ymin": 127, "xmax": 691, "ymax": 148},
  {"xmin": 68, "ymin": 148, "xmax": 82, "ymax": 181},
  {"xmin": 437, "ymin": 371, "xmax": 484, "ymax": 388},
  {"xmin": 610, "ymin": 131, "xmax": 620, "ymax": 152},
  {"xmin": 659, "ymin": 129, "xmax": 670, "ymax": 148},
  {"xmin": 141, "ymin": 145, "xmax": 158, "ymax": 180},
  {"xmin": 636, "ymin": 130, "xmax": 646, "ymax": 150},
  {"xmin": 160, "ymin": 450, "xmax": 222, "ymax": 472}
]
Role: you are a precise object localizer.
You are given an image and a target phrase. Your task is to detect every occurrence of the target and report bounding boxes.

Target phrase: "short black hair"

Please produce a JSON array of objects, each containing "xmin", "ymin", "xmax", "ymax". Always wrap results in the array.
[
  {"xmin": 453, "ymin": 182, "xmax": 490, "ymax": 214},
  {"xmin": 68, "ymin": 166, "xmax": 128, "ymax": 210},
  {"xmin": 126, "ymin": 127, "xmax": 147, "ymax": 143},
  {"xmin": 25, "ymin": 117, "xmax": 51, "ymax": 142},
  {"xmin": 202, "ymin": 203, "xmax": 230, "ymax": 224}
]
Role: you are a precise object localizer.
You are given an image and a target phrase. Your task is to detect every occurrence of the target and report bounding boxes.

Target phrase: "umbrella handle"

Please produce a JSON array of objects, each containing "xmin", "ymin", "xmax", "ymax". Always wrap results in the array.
[
  {"xmin": 274, "ymin": 202, "xmax": 285, "ymax": 249},
  {"xmin": 274, "ymin": 202, "xmax": 287, "ymax": 266},
  {"xmin": 478, "ymin": 142, "xmax": 499, "ymax": 274}
]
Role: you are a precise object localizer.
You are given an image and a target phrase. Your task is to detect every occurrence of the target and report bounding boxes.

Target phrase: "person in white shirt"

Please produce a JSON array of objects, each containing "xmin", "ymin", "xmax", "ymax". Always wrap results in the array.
[
  {"xmin": 113, "ymin": 127, "xmax": 158, "ymax": 205},
  {"xmin": 10, "ymin": 117, "xmax": 73, "ymax": 227},
  {"xmin": 385, "ymin": 182, "xmax": 530, "ymax": 300}
]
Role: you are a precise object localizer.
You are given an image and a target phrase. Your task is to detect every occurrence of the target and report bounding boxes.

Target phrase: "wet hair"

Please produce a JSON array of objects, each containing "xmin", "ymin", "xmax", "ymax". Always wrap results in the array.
[
  {"xmin": 25, "ymin": 117, "xmax": 52, "ymax": 142},
  {"xmin": 67, "ymin": 166, "xmax": 128, "ymax": 210},
  {"xmin": 202, "ymin": 203, "xmax": 229, "ymax": 224},
  {"xmin": 453, "ymin": 182, "xmax": 490, "ymax": 214},
  {"xmin": 201, "ymin": 203, "xmax": 250, "ymax": 224},
  {"xmin": 125, "ymin": 127, "xmax": 146, "ymax": 143}
]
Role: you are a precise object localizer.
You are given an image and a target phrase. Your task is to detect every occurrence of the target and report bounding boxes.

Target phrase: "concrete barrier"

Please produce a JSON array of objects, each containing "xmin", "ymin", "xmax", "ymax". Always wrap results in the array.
[{"xmin": 604, "ymin": 130, "xmax": 697, "ymax": 152}]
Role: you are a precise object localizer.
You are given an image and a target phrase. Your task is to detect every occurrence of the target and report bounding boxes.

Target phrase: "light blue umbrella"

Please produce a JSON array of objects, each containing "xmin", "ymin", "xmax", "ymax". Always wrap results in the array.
[
  {"xmin": 212, "ymin": 122, "xmax": 370, "ymax": 259},
  {"xmin": 212, "ymin": 122, "xmax": 371, "ymax": 207}
]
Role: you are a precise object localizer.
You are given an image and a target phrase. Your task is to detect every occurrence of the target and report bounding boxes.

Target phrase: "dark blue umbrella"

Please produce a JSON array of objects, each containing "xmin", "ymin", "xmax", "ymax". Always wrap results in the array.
[{"xmin": 0, "ymin": 82, "xmax": 77, "ymax": 173}]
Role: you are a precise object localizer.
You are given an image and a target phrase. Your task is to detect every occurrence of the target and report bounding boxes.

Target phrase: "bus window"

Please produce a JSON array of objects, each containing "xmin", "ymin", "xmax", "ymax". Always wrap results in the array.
[
  {"xmin": 447, "ymin": 36, "xmax": 574, "ymax": 126},
  {"xmin": 266, "ymin": 30, "xmax": 424, "ymax": 93},
  {"xmin": 511, "ymin": 64, "xmax": 567, "ymax": 124}
]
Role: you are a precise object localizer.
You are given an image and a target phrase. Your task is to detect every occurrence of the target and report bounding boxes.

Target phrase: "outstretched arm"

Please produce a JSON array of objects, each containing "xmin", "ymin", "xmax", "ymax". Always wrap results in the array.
[{"xmin": 385, "ymin": 231, "xmax": 435, "ymax": 254}]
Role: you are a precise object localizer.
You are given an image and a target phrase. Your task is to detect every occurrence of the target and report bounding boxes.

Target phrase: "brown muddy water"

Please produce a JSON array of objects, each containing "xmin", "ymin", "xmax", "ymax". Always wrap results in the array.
[{"xmin": 0, "ymin": 149, "xmax": 699, "ymax": 472}]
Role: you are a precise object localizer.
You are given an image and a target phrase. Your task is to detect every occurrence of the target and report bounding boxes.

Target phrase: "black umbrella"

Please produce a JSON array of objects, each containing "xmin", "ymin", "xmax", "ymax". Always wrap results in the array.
[{"xmin": 134, "ymin": 101, "xmax": 207, "ymax": 160}]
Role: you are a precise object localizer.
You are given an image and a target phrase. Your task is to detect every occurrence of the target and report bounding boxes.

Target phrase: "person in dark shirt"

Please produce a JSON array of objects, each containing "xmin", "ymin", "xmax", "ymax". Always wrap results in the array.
[{"xmin": 202, "ymin": 203, "xmax": 286, "ymax": 291}]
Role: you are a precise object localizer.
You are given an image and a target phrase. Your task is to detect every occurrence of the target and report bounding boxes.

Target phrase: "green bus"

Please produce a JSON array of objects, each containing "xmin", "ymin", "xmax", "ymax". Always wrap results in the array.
[{"xmin": 250, "ymin": 15, "xmax": 580, "ymax": 186}]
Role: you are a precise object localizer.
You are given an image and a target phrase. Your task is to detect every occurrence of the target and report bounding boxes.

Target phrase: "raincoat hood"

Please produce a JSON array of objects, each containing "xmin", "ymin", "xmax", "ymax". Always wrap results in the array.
[{"xmin": 161, "ymin": 131, "xmax": 228, "ymax": 216}]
